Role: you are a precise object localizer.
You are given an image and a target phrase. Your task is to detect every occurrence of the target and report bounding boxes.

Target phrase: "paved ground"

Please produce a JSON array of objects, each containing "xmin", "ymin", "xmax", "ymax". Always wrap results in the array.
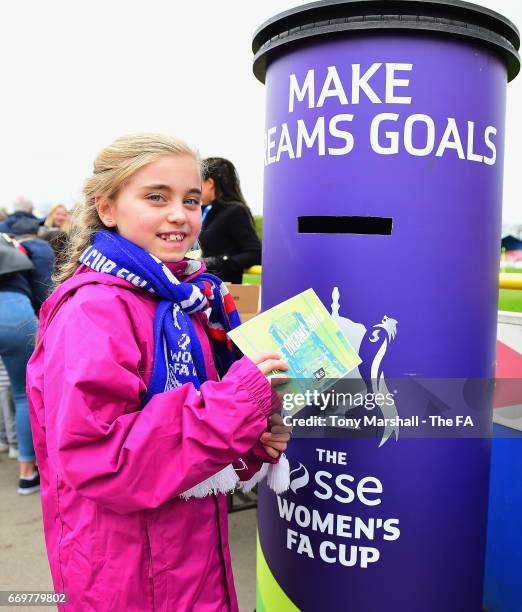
[{"xmin": 0, "ymin": 453, "xmax": 257, "ymax": 611}]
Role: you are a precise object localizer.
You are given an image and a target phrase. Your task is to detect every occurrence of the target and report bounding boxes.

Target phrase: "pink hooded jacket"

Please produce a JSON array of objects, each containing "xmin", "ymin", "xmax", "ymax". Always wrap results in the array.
[{"xmin": 27, "ymin": 266, "xmax": 275, "ymax": 611}]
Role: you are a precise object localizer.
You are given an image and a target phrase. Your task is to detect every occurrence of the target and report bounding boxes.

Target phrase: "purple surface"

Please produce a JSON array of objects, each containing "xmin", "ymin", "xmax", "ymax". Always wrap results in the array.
[
  {"xmin": 259, "ymin": 31, "xmax": 508, "ymax": 611},
  {"xmin": 259, "ymin": 438, "xmax": 491, "ymax": 611}
]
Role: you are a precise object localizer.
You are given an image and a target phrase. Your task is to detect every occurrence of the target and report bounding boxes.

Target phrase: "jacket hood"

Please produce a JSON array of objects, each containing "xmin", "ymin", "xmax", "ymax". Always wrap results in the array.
[{"xmin": 39, "ymin": 269, "xmax": 147, "ymax": 337}]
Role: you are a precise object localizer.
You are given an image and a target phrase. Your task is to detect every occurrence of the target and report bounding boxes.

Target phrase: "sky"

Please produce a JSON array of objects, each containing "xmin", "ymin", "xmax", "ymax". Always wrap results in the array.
[{"xmin": 0, "ymin": 0, "xmax": 520, "ymax": 223}]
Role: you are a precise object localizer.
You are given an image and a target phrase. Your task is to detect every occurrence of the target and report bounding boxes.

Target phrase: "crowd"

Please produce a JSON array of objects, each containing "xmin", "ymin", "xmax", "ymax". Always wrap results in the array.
[
  {"xmin": 0, "ymin": 138, "xmax": 279, "ymax": 610},
  {"xmin": 0, "ymin": 198, "xmax": 64, "ymax": 492}
]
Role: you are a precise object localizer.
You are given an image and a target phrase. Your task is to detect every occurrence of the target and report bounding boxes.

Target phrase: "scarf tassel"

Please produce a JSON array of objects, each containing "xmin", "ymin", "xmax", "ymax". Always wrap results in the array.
[{"xmin": 239, "ymin": 454, "xmax": 290, "ymax": 495}]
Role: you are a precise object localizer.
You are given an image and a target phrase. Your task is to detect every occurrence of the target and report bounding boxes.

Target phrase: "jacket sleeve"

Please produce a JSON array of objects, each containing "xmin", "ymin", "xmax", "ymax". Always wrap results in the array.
[
  {"xmin": 220, "ymin": 206, "xmax": 261, "ymax": 278},
  {"xmin": 233, "ymin": 440, "xmax": 279, "ymax": 482},
  {"xmin": 41, "ymin": 288, "xmax": 273, "ymax": 514}
]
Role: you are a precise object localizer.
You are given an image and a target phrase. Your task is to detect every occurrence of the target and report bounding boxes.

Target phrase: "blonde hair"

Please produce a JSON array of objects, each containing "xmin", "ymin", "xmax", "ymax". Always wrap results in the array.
[
  {"xmin": 45, "ymin": 203, "xmax": 70, "ymax": 232},
  {"xmin": 54, "ymin": 133, "xmax": 199, "ymax": 285}
]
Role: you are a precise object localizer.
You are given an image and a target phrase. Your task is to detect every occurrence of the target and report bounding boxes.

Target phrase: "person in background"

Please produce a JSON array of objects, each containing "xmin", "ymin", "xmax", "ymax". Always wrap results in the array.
[
  {"xmin": 44, "ymin": 203, "xmax": 70, "ymax": 232},
  {"xmin": 0, "ymin": 208, "xmax": 8, "ymax": 223},
  {"xmin": 0, "ymin": 197, "xmax": 38, "ymax": 234},
  {"xmin": 39, "ymin": 228, "xmax": 68, "ymax": 272},
  {"xmin": 199, "ymin": 157, "xmax": 261, "ymax": 283},
  {"xmin": 9, "ymin": 217, "xmax": 55, "ymax": 312},
  {"xmin": 0, "ymin": 234, "xmax": 40, "ymax": 494},
  {"xmin": 0, "ymin": 356, "xmax": 17, "ymax": 459}
]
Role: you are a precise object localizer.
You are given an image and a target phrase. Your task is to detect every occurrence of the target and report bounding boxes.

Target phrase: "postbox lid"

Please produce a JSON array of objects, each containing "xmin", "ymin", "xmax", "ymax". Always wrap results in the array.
[{"xmin": 252, "ymin": 0, "xmax": 520, "ymax": 82}]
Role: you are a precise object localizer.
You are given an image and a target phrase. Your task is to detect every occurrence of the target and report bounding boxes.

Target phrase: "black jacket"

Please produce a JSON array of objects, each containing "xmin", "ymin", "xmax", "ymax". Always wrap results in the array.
[
  {"xmin": 199, "ymin": 200, "xmax": 261, "ymax": 284},
  {"xmin": 0, "ymin": 235, "xmax": 55, "ymax": 313}
]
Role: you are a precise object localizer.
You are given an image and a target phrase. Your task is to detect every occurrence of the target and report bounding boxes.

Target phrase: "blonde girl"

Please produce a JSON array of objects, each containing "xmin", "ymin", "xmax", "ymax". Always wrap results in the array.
[{"xmin": 27, "ymin": 133, "xmax": 290, "ymax": 611}]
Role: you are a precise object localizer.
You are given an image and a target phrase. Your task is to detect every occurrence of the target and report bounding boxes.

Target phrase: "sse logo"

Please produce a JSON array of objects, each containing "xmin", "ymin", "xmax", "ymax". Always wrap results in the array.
[{"xmin": 289, "ymin": 463, "xmax": 310, "ymax": 494}]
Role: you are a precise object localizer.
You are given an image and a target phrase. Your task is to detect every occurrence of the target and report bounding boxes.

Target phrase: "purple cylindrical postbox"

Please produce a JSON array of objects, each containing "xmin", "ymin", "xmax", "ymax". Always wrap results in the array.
[{"xmin": 252, "ymin": 1, "xmax": 519, "ymax": 610}]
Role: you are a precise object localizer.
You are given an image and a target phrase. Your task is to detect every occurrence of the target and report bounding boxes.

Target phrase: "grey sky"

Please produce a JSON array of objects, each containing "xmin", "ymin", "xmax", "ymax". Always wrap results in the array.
[{"xmin": 0, "ymin": 0, "xmax": 520, "ymax": 222}]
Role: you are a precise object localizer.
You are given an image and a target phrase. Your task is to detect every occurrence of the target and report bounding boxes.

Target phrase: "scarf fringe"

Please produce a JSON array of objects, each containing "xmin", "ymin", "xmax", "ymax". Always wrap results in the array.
[
  {"xmin": 239, "ymin": 454, "xmax": 291, "ymax": 495},
  {"xmin": 180, "ymin": 465, "xmax": 239, "ymax": 500},
  {"xmin": 239, "ymin": 463, "xmax": 269, "ymax": 493},
  {"xmin": 181, "ymin": 454, "xmax": 292, "ymax": 500}
]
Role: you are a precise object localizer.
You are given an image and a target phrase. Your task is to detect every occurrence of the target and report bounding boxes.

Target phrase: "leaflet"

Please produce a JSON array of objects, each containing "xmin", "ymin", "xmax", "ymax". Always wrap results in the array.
[{"xmin": 228, "ymin": 288, "xmax": 361, "ymax": 394}]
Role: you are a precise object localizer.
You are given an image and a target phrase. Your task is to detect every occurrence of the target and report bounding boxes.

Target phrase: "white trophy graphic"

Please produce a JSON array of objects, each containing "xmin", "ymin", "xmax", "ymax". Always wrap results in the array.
[{"xmin": 330, "ymin": 287, "xmax": 399, "ymax": 446}]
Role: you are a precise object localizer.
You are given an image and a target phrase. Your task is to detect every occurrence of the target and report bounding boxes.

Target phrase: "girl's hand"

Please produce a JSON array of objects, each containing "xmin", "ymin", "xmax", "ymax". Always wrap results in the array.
[
  {"xmin": 251, "ymin": 352, "xmax": 289, "ymax": 378},
  {"xmin": 260, "ymin": 413, "xmax": 292, "ymax": 459}
]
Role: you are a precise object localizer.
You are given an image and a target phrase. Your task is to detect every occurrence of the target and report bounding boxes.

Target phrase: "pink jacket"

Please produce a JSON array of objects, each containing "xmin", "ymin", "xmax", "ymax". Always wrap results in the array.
[{"xmin": 27, "ymin": 268, "xmax": 275, "ymax": 611}]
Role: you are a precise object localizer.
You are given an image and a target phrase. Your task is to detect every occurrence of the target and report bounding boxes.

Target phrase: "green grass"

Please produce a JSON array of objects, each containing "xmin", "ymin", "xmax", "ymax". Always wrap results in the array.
[
  {"xmin": 241, "ymin": 273, "xmax": 261, "ymax": 285},
  {"xmin": 499, "ymin": 288, "xmax": 522, "ymax": 313},
  {"xmin": 500, "ymin": 267, "xmax": 522, "ymax": 274}
]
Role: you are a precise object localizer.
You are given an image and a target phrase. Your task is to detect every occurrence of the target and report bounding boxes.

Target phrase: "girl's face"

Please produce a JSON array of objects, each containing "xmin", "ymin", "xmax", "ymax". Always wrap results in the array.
[
  {"xmin": 97, "ymin": 154, "xmax": 202, "ymax": 262},
  {"xmin": 52, "ymin": 206, "xmax": 68, "ymax": 227}
]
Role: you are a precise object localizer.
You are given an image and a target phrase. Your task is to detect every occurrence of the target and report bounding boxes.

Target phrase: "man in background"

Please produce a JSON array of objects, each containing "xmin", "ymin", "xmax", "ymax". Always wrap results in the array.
[{"xmin": 0, "ymin": 197, "xmax": 38, "ymax": 234}]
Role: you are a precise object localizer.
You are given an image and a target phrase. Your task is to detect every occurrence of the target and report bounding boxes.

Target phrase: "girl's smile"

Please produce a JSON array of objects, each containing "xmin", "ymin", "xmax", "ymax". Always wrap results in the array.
[{"xmin": 157, "ymin": 232, "xmax": 186, "ymax": 242}]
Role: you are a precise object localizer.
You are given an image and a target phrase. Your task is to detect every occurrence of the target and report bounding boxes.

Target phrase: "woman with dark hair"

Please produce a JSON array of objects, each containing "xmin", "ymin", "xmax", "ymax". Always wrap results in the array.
[{"xmin": 200, "ymin": 157, "xmax": 261, "ymax": 283}]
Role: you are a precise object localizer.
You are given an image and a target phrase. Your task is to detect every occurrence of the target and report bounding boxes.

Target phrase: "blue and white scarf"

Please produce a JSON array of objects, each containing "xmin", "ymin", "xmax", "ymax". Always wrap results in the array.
[{"xmin": 80, "ymin": 230, "xmax": 245, "ymax": 498}]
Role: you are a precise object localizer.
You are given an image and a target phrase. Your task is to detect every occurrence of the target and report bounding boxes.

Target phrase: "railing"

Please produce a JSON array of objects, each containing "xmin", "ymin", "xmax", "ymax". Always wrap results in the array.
[{"xmin": 500, "ymin": 272, "xmax": 522, "ymax": 290}]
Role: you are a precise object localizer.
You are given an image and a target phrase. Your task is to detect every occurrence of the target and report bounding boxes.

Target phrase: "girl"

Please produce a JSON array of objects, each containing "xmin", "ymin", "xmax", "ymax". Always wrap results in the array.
[
  {"xmin": 200, "ymin": 157, "xmax": 261, "ymax": 283},
  {"xmin": 26, "ymin": 134, "xmax": 290, "ymax": 611}
]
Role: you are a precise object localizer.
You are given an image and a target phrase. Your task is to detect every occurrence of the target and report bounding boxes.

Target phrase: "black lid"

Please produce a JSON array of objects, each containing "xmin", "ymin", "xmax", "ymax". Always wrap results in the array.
[{"xmin": 253, "ymin": 0, "xmax": 520, "ymax": 82}]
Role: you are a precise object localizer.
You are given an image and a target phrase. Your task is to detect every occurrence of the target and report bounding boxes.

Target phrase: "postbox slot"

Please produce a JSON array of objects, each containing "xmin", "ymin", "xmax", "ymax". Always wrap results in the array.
[{"xmin": 298, "ymin": 216, "xmax": 393, "ymax": 235}]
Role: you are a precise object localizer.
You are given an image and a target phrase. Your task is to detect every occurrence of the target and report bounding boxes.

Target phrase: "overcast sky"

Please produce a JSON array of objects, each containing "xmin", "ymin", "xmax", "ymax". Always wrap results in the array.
[{"xmin": 0, "ymin": 0, "xmax": 520, "ymax": 222}]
